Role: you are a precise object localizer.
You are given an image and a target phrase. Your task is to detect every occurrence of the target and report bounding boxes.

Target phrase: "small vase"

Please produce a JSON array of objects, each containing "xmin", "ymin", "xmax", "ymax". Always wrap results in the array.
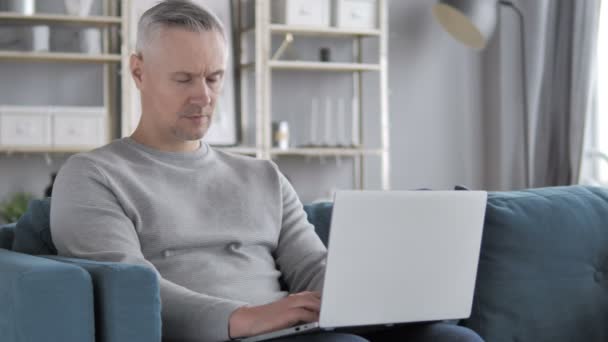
[
  {"xmin": 80, "ymin": 28, "xmax": 101, "ymax": 54},
  {"xmin": 8, "ymin": 0, "xmax": 35, "ymax": 15},
  {"xmin": 31, "ymin": 25, "xmax": 49, "ymax": 52},
  {"xmin": 63, "ymin": 0, "xmax": 93, "ymax": 17}
]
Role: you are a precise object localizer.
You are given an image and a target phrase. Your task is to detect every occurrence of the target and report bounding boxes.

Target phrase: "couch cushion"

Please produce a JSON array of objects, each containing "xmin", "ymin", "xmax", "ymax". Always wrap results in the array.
[
  {"xmin": 0, "ymin": 223, "xmax": 15, "ymax": 250},
  {"xmin": 460, "ymin": 185, "xmax": 608, "ymax": 342},
  {"xmin": 12, "ymin": 198, "xmax": 57, "ymax": 255}
]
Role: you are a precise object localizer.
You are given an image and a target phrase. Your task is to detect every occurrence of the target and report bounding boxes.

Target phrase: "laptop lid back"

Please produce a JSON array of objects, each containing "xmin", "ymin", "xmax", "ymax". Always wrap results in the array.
[{"xmin": 319, "ymin": 190, "xmax": 487, "ymax": 328}]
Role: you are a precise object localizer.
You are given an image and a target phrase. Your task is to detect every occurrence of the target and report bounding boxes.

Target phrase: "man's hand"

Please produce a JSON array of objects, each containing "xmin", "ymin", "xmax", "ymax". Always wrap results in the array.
[{"xmin": 229, "ymin": 291, "xmax": 321, "ymax": 339}]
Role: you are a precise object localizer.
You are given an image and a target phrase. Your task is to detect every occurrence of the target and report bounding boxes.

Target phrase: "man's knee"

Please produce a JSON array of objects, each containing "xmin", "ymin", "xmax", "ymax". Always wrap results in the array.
[
  {"xmin": 361, "ymin": 322, "xmax": 484, "ymax": 342},
  {"xmin": 274, "ymin": 332, "xmax": 369, "ymax": 342},
  {"xmin": 420, "ymin": 323, "xmax": 483, "ymax": 342}
]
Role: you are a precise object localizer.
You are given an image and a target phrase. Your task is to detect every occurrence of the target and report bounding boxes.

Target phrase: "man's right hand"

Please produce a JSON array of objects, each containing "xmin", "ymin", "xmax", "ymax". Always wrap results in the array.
[{"xmin": 228, "ymin": 291, "xmax": 321, "ymax": 339}]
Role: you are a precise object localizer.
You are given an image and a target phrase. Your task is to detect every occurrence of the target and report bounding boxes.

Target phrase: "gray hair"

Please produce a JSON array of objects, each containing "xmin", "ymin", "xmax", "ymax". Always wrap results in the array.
[{"xmin": 136, "ymin": 0, "xmax": 226, "ymax": 54}]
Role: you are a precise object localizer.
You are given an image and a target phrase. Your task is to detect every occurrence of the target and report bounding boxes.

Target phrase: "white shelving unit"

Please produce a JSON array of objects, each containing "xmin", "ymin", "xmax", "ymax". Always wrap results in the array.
[
  {"xmin": 0, "ymin": 0, "xmax": 123, "ymax": 153},
  {"xmin": 235, "ymin": 0, "xmax": 390, "ymax": 190}
]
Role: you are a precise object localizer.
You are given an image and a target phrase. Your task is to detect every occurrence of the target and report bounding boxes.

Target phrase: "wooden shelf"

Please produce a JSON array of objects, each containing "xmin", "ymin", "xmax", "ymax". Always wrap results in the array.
[
  {"xmin": 241, "ymin": 62, "xmax": 380, "ymax": 72},
  {"xmin": 269, "ymin": 24, "xmax": 380, "ymax": 37},
  {"xmin": 269, "ymin": 61, "xmax": 381, "ymax": 72},
  {"xmin": 270, "ymin": 148, "xmax": 383, "ymax": 157},
  {"xmin": 0, "ymin": 51, "xmax": 121, "ymax": 63},
  {"xmin": 0, "ymin": 12, "xmax": 122, "ymax": 26}
]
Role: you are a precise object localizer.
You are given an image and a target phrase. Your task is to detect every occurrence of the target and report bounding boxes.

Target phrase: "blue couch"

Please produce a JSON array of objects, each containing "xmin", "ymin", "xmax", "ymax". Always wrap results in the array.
[{"xmin": 1, "ymin": 185, "xmax": 607, "ymax": 342}]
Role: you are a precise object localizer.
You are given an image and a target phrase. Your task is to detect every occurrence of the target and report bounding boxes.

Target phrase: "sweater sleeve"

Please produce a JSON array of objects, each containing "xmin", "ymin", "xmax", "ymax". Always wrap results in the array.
[
  {"xmin": 272, "ymin": 169, "xmax": 327, "ymax": 293},
  {"xmin": 50, "ymin": 155, "xmax": 246, "ymax": 342}
]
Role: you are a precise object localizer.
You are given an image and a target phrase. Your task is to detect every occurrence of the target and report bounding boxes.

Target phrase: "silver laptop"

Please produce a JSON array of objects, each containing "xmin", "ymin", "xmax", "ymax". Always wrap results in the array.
[{"xmin": 240, "ymin": 190, "xmax": 487, "ymax": 342}]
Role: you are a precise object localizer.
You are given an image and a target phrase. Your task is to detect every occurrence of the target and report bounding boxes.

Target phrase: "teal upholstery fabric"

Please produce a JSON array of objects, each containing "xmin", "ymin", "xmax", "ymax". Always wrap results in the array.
[
  {"xmin": 12, "ymin": 198, "xmax": 57, "ymax": 255},
  {"xmin": 45, "ymin": 256, "xmax": 162, "ymax": 342},
  {"xmin": 0, "ymin": 223, "xmax": 15, "ymax": 249},
  {"xmin": 460, "ymin": 186, "xmax": 608, "ymax": 342},
  {"xmin": 304, "ymin": 202, "xmax": 333, "ymax": 247},
  {"xmin": 3, "ymin": 197, "xmax": 161, "ymax": 341},
  {"xmin": 0, "ymin": 248, "xmax": 95, "ymax": 342}
]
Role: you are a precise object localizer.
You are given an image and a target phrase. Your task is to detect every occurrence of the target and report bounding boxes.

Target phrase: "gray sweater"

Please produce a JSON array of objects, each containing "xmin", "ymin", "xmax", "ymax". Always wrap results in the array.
[{"xmin": 50, "ymin": 138, "xmax": 327, "ymax": 342}]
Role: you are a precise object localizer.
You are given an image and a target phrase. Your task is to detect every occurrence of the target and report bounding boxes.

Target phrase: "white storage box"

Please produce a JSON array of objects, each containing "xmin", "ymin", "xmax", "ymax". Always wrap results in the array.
[
  {"xmin": 52, "ymin": 106, "xmax": 106, "ymax": 148},
  {"xmin": 0, "ymin": 106, "xmax": 52, "ymax": 147},
  {"xmin": 272, "ymin": 0, "xmax": 330, "ymax": 27},
  {"xmin": 333, "ymin": 0, "xmax": 377, "ymax": 29}
]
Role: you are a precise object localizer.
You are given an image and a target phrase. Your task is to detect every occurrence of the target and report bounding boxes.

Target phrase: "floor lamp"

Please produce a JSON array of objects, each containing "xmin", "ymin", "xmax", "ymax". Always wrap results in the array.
[{"xmin": 433, "ymin": 0, "xmax": 531, "ymax": 187}]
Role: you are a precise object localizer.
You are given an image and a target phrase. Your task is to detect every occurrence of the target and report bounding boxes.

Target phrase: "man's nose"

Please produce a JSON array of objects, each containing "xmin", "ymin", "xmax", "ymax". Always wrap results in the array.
[{"xmin": 191, "ymin": 80, "xmax": 211, "ymax": 106}]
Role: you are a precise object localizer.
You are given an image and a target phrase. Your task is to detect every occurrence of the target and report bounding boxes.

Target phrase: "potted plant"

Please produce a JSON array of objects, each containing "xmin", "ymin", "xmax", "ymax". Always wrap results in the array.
[{"xmin": 0, "ymin": 192, "xmax": 34, "ymax": 224}]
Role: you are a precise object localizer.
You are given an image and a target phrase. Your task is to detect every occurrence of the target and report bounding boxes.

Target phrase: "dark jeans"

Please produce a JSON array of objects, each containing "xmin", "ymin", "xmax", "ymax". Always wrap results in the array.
[{"xmin": 270, "ymin": 322, "xmax": 483, "ymax": 342}]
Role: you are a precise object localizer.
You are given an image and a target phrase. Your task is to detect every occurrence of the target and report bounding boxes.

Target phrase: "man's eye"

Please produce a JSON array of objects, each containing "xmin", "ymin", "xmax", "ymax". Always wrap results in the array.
[
  {"xmin": 177, "ymin": 79, "xmax": 191, "ymax": 84},
  {"xmin": 207, "ymin": 77, "xmax": 219, "ymax": 84}
]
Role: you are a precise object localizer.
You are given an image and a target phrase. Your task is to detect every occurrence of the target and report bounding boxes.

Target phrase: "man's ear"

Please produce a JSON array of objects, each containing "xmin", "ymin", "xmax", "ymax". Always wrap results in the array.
[{"xmin": 130, "ymin": 53, "xmax": 144, "ymax": 90}]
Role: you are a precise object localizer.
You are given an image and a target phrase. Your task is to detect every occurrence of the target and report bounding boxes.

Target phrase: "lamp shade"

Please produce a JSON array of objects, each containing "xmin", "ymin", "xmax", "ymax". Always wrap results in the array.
[{"xmin": 433, "ymin": 0, "xmax": 498, "ymax": 50}]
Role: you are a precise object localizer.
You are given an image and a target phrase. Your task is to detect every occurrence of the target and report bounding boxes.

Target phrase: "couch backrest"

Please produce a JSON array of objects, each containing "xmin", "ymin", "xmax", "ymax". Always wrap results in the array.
[
  {"xmin": 460, "ymin": 185, "xmax": 608, "ymax": 342},
  {"xmin": 0, "ymin": 223, "xmax": 15, "ymax": 250}
]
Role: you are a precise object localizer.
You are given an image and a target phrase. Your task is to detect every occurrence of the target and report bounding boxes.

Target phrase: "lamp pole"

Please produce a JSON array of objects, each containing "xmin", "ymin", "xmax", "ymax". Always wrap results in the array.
[
  {"xmin": 499, "ymin": 1, "xmax": 531, "ymax": 188},
  {"xmin": 433, "ymin": 0, "xmax": 531, "ymax": 188}
]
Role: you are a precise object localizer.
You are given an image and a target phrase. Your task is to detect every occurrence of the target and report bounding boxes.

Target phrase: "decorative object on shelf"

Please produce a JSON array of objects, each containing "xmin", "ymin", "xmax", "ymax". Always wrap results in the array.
[
  {"xmin": 124, "ymin": 0, "xmax": 238, "ymax": 145},
  {"xmin": 333, "ymin": 0, "xmax": 377, "ymax": 29},
  {"xmin": 31, "ymin": 25, "xmax": 49, "ymax": 51},
  {"xmin": 302, "ymin": 97, "xmax": 350, "ymax": 148},
  {"xmin": 0, "ymin": 105, "xmax": 106, "ymax": 149},
  {"xmin": 323, "ymin": 96, "xmax": 333, "ymax": 146},
  {"xmin": 52, "ymin": 106, "xmax": 106, "ymax": 148},
  {"xmin": 319, "ymin": 47, "xmax": 331, "ymax": 62},
  {"xmin": 80, "ymin": 27, "xmax": 100, "ymax": 54},
  {"xmin": 336, "ymin": 98, "xmax": 347, "ymax": 147},
  {"xmin": 271, "ymin": 33, "xmax": 294, "ymax": 60},
  {"xmin": 0, "ymin": 192, "xmax": 33, "ymax": 224},
  {"xmin": 63, "ymin": 0, "xmax": 94, "ymax": 17},
  {"xmin": 351, "ymin": 96, "xmax": 360, "ymax": 146},
  {"xmin": 272, "ymin": 0, "xmax": 330, "ymax": 27},
  {"xmin": 272, "ymin": 120, "xmax": 290, "ymax": 150},
  {"xmin": 7, "ymin": 0, "xmax": 35, "ymax": 15},
  {"xmin": 308, "ymin": 97, "xmax": 320, "ymax": 146},
  {"xmin": 0, "ymin": 105, "xmax": 52, "ymax": 147}
]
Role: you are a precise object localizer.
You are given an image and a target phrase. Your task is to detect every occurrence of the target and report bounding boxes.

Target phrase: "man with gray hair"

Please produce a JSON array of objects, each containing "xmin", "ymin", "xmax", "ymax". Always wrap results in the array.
[{"xmin": 50, "ymin": 1, "xmax": 482, "ymax": 342}]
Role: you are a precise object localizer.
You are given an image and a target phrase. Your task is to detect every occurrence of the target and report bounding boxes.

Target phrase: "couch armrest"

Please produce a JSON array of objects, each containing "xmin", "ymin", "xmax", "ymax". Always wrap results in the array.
[
  {"xmin": 45, "ymin": 256, "xmax": 162, "ymax": 342},
  {"xmin": 0, "ymin": 249, "xmax": 95, "ymax": 342}
]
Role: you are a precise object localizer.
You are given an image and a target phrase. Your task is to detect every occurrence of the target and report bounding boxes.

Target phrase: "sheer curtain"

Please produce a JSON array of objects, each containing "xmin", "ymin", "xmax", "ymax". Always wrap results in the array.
[{"xmin": 580, "ymin": 0, "xmax": 607, "ymax": 186}]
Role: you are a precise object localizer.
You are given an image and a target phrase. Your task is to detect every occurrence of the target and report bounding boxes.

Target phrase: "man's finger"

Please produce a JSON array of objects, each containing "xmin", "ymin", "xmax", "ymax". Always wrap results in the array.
[
  {"xmin": 289, "ymin": 308, "xmax": 319, "ymax": 325},
  {"xmin": 288, "ymin": 295, "xmax": 321, "ymax": 312}
]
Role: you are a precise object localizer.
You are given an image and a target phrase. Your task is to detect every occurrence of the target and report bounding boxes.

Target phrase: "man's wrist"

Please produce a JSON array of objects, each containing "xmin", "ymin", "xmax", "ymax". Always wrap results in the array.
[{"xmin": 229, "ymin": 305, "xmax": 251, "ymax": 339}]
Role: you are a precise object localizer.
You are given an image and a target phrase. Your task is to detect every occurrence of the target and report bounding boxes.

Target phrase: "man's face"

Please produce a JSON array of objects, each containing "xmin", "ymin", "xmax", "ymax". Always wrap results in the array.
[{"xmin": 130, "ymin": 27, "xmax": 226, "ymax": 142}]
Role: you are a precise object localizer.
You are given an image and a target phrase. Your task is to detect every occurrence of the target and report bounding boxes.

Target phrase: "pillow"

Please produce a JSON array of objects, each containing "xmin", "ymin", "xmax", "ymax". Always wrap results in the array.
[
  {"xmin": 304, "ymin": 202, "xmax": 333, "ymax": 247},
  {"xmin": 0, "ymin": 223, "xmax": 16, "ymax": 250},
  {"xmin": 12, "ymin": 198, "xmax": 57, "ymax": 255}
]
